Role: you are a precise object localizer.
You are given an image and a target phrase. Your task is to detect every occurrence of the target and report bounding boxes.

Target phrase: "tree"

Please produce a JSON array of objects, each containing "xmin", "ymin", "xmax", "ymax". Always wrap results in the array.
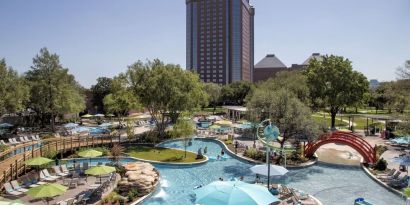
[
  {"xmin": 109, "ymin": 143, "xmax": 124, "ymax": 165},
  {"xmin": 25, "ymin": 48, "xmax": 85, "ymax": 131},
  {"xmin": 221, "ymin": 81, "xmax": 254, "ymax": 105},
  {"xmin": 257, "ymin": 71, "xmax": 309, "ymax": 104},
  {"xmin": 126, "ymin": 59, "xmax": 206, "ymax": 137},
  {"xmin": 397, "ymin": 60, "xmax": 410, "ymax": 79},
  {"xmin": 0, "ymin": 58, "xmax": 29, "ymax": 116},
  {"xmin": 90, "ymin": 77, "xmax": 113, "ymax": 113},
  {"xmin": 170, "ymin": 118, "xmax": 195, "ymax": 158},
  {"xmin": 304, "ymin": 55, "xmax": 369, "ymax": 128},
  {"xmin": 247, "ymin": 88, "xmax": 323, "ymax": 163},
  {"xmin": 203, "ymin": 83, "xmax": 221, "ymax": 114},
  {"xmin": 103, "ymin": 74, "xmax": 140, "ymax": 118}
]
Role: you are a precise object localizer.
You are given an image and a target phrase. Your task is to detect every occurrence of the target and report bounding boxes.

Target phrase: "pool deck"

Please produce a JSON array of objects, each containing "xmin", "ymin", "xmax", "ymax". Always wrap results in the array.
[{"xmin": 7, "ymin": 174, "xmax": 120, "ymax": 205}]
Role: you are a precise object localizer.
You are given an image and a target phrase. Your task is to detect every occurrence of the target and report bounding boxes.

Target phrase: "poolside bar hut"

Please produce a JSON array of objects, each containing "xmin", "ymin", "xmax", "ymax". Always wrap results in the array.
[{"xmin": 223, "ymin": 106, "xmax": 247, "ymax": 121}]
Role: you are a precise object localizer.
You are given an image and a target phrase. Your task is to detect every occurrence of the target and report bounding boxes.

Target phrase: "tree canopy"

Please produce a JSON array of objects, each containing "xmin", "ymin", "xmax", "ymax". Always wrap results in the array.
[
  {"xmin": 90, "ymin": 77, "xmax": 113, "ymax": 113},
  {"xmin": 203, "ymin": 83, "xmax": 221, "ymax": 113},
  {"xmin": 125, "ymin": 59, "xmax": 206, "ymax": 137},
  {"xmin": 221, "ymin": 80, "xmax": 254, "ymax": 105},
  {"xmin": 0, "ymin": 59, "xmax": 29, "ymax": 116},
  {"xmin": 304, "ymin": 55, "xmax": 369, "ymax": 128},
  {"xmin": 103, "ymin": 74, "xmax": 140, "ymax": 117},
  {"xmin": 25, "ymin": 48, "xmax": 85, "ymax": 130},
  {"xmin": 397, "ymin": 60, "xmax": 410, "ymax": 80}
]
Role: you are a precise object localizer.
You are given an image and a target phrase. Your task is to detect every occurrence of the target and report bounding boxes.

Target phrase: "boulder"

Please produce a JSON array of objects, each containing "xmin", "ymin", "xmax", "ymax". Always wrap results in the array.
[{"xmin": 118, "ymin": 162, "xmax": 159, "ymax": 197}]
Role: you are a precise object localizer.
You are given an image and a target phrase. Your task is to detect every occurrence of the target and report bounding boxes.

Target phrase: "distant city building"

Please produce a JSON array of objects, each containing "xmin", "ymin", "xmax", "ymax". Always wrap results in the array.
[
  {"xmin": 254, "ymin": 53, "xmax": 323, "ymax": 82},
  {"xmin": 253, "ymin": 54, "xmax": 287, "ymax": 83},
  {"xmin": 369, "ymin": 79, "xmax": 380, "ymax": 90},
  {"xmin": 186, "ymin": 0, "xmax": 255, "ymax": 84}
]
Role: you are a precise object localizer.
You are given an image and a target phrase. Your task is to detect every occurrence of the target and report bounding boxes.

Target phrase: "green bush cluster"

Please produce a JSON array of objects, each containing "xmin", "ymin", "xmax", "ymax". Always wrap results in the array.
[
  {"xmin": 373, "ymin": 158, "xmax": 388, "ymax": 171},
  {"xmin": 127, "ymin": 188, "xmax": 139, "ymax": 202},
  {"xmin": 224, "ymin": 139, "xmax": 232, "ymax": 145},
  {"xmin": 244, "ymin": 148, "xmax": 265, "ymax": 161}
]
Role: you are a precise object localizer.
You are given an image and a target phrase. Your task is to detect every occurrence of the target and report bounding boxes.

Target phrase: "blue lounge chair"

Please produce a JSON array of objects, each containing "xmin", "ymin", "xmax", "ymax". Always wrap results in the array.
[{"xmin": 354, "ymin": 197, "xmax": 374, "ymax": 205}]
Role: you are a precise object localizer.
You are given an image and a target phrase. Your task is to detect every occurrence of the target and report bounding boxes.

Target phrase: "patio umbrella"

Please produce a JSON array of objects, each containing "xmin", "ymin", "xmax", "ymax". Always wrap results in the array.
[
  {"xmin": 250, "ymin": 164, "xmax": 288, "ymax": 188},
  {"xmin": 106, "ymin": 114, "xmax": 115, "ymax": 117},
  {"xmin": 81, "ymin": 114, "xmax": 93, "ymax": 118},
  {"xmin": 214, "ymin": 120, "xmax": 233, "ymax": 126},
  {"xmin": 27, "ymin": 183, "xmax": 68, "ymax": 205},
  {"xmin": 85, "ymin": 165, "xmax": 116, "ymax": 183},
  {"xmin": 63, "ymin": 123, "xmax": 78, "ymax": 129},
  {"xmin": 25, "ymin": 157, "xmax": 54, "ymax": 178},
  {"xmin": 194, "ymin": 180, "xmax": 279, "ymax": 205},
  {"xmin": 78, "ymin": 149, "xmax": 103, "ymax": 164},
  {"xmin": 99, "ymin": 123, "xmax": 112, "ymax": 128},
  {"xmin": 94, "ymin": 114, "xmax": 105, "ymax": 117},
  {"xmin": 0, "ymin": 123, "xmax": 13, "ymax": 129}
]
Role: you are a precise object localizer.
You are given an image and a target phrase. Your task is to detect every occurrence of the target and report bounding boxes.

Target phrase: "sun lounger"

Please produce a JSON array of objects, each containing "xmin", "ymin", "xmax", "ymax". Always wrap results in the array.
[
  {"xmin": 11, "ymin": 180, "xmax": 28, "ymax": 193},
  {"xmin": 19, "ymin": 137, "xmax": 28, "ymax": 143},
  {"xmin": 22, "ymin": 176, "xmax": 40, "ymax": 188},
  {"xmin": 0, "ymin": 140, "xmax": 10, "ymax": 146},
  {"xmin": 56, "ymin": 198, "xmax": 76, "ymax": 205},
  {"xmin": 377, "ymin": 169, "xmax": 396, "ymax": 178},
  {"xmin": 40, "ymin": 171, "xmax": 57, "ymax": 182},
  {"xmin": 42, "ymin": 169, "xmax": 61, "ymax": 179},
  {"xmin": 380, "ymin": 171, "xmax": 401, "ymax": 181},
  {"xmin": 24, "ymin": 136, "xmax": 32, "ymax": 142},
  {"xmin": 61, "ymin": 164, "xmax": 70, "ymax": 174},
  {"xmin": 53, "ymin": 166, "xmax": 69, "ymax": 177},
  {"xmin": 9, "ymin": 138, "xmax": 19, "ymax": 145},
  {"xmin": 388, "ymin": 175, "xmax": 409, "ymax": 188},
  {"xmin": 3, "ymin": 182, "xmax": 24, "ymax": 197}
]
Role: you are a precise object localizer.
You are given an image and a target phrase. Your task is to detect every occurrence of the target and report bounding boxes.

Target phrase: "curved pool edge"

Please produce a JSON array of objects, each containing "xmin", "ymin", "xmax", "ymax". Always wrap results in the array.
[
  {"xmin": 186, "ymin": 137, "xmax": 318, "ymax": 169},
  {"xmin": 361, "ymin": 163, "xmax": 406, "ymax": 200},
  {"xmin": 131, "ymin": 171, "xmax": 161, "ymax": 205}
]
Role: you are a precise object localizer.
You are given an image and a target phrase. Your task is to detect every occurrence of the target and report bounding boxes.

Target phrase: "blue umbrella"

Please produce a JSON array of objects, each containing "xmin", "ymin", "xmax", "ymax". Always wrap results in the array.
[
  {"xmin": 194, "ymin": 181, "xmax": 279, "ymax": 205},
  {"xmin": 94, "ymin": 114, "xmax": 105, "ymax": 117},
  {"xmin": 0, "ymin": 123, "xmax": 13, "ymax": 129},
  {"xmin": 64, "ymin": 123, "xmax": 79, "ymax": 129}
]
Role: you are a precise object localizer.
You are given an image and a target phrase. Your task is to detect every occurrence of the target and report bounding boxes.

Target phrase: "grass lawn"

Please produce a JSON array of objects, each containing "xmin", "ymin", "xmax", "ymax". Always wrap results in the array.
[
  {"xmin": 126, "ymin": 146, "xmax": 205, "ymax": 163},
  {"xmin": 312, "ymin": 114, "xmax": 349, "ymax": 129}
]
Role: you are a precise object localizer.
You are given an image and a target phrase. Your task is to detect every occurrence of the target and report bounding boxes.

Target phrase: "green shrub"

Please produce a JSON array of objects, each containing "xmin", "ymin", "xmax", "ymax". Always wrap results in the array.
[
  {"xmin": 224, "ymin": 139, "xmax": 232, "ymax": 145},
  {"xmin": 244, "ymin": 148, "xmax": 266, "ymax": 162},
  {"xmin": 127, "ymin": 188, "xmax": 139, "ymax": 202},
  {"xmin": 77, "ymin": 146, "xmax": 110, "ymax": 156},
  {"xmin": 374, "ymin": 158, "xmax": 388, "ymax": 171},
  {"xmin": 0, "ymin": 144, "xmax": 9, "ymax": 152}
]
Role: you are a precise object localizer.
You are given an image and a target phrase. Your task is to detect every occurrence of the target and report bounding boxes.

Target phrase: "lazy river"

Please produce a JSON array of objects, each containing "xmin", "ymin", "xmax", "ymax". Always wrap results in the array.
[{"xmin": 66, "ymin": 138, "xmax": 404, "ymax": 205}]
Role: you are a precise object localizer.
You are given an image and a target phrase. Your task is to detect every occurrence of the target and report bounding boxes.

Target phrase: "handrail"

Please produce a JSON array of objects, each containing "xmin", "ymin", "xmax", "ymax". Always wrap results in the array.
[{"xmin": 304, "ymin": 131, "xmax": 376, "ymax": 163}]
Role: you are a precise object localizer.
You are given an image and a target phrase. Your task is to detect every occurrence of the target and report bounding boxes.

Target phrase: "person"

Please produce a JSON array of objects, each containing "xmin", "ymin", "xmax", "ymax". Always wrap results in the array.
[
  {"xmin": 221, "ymin": 149, "xmax": 225, "ymax": 156},
  {"xmin": 219, "ymin": 177, "xmax": 223, "ymax": 181},
  {"xmin": 217, "ymin": 155, "xmax": 220, "ymax": 160},
  {"xmin": 234, "ymin": 141, "xmax": 239, "ymax": 154},
  {"xmin": 204, "ymin": 146, "xmax": 208, "ymax": 154},
  {"xmin": 239, "ymin": 176, "xmax": 244, "ymax": 181},
  {"xmin": 255, "ymin": 174, "xmax": 260, "ymax": 183}
]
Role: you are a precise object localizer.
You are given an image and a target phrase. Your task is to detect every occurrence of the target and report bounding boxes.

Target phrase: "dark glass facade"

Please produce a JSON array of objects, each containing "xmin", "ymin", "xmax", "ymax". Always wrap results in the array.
[{"xmin": 186, "ymin": 0, "xmax": 255, "ymax": 84}]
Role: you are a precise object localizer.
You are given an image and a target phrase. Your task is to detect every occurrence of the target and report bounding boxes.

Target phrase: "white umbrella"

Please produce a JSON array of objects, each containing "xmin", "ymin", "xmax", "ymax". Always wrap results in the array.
[{"xmin": 250, "ymin": 164, "xmax": 288, "ymax": 176}]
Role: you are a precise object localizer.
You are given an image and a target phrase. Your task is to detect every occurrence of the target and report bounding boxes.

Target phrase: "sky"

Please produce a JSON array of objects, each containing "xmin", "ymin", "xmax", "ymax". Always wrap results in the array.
[{"xmin": 0, "ymin": 0, "xmax": 409, "ymax": 88}]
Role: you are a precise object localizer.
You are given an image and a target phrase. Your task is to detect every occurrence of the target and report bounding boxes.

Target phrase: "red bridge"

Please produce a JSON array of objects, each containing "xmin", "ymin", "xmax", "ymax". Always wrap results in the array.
[{"xmin": 304, "ymin": 131, "xmax": 377, "ymax": 164}]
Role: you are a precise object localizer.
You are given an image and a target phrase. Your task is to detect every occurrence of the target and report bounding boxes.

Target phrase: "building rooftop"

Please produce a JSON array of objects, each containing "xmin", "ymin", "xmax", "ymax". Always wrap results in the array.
[
  {"xmin": 302, "ymin": 53, "xmax": 323, "ymax": 65},
  {"xmin": 254, "ymin": 54, "xmax": 287, "ymax": 69}
]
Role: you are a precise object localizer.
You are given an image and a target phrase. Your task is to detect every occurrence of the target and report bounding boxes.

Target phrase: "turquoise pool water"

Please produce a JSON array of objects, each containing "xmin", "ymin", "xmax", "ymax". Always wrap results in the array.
[{"xmin": 65, "ymin": 139, "xmax": 404, "ymax": 205}]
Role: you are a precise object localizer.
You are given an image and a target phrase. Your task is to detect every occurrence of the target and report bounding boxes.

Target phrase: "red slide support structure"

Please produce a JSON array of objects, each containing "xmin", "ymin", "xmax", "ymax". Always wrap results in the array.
[{"xmin": 304, "ymin": 131, "xmax": 377, "ymax": 164}]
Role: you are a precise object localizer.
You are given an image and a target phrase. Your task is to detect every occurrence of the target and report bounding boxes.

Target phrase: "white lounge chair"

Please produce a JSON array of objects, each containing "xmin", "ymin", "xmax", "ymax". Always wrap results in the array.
[
  {"xmin": 42, "ymin": 169, "xmax": 61, "ymax": 179},
  {"xmin": 53, "ymin": 166, "xmax": 69, "ymax": 177},
  {"xmin": 3, "ymin": 182, "xmax": 24, "ymax": 196},
  {"xmin": 61, "ymin": 164, "xmax": 70, "ymax": 174},
  {"xmin": 24, "ymin": 136, "xmax": 32, "ymax": 142},
  {"xmin": 0, "ymin": 140, "xmax": 9, "ymax": 146},
  {"xmin": 8, "ymin": 138, "xmax": 18, "ymax": 145},
  {"xmin": 19, "ymin": 137, "xmax": 27, "ymax": 143},
  {"xmin": 40, "ymin": 171, "xmax": 57, "ymax": 182},
  {"xmin": 56, "ymin": 198, "xmax": 76, "ymax": 205},
  {"xmin": 11, "ymin": 180, "xmax": 28, "ymax": 193}
]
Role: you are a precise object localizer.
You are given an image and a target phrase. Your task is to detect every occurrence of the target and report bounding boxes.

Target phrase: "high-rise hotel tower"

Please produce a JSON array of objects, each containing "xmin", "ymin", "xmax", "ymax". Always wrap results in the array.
[{"xmin": 186, "ymin": 0, "xmax": 255, "ymax": 84}]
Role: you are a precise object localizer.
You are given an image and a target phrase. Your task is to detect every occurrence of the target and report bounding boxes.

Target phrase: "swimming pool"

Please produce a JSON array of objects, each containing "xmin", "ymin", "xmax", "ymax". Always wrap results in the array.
[{"xmin": 65, "ymin": 139, "xmax": 405, "ymax": 205}]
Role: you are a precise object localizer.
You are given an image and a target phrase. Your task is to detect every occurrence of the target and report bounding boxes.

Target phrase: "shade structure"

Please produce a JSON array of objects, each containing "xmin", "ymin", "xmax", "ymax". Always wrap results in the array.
[
  {"xmin": 25, "ymin": 157, "xmax": 53, "ymax": 166},
  {"xmin": 27, "ymin": 183, "xmax": 67, "ymax": 198},
  {"xmin": 77, "ymin": 149, "xmax": 103, "ymax": 158},
  {"xmin": 250, "ymin": 164, "xmax": 288, "ymax": 176},
  {"xmin": 106, "ymin": 114, "xmax": 115, "ymax": 117},
  {"xmin": 0, "ymin": 123, "xmax": 13, "ymax": 129},
  {"xmin": 94, "ymin": 113, "xmax": 105, "ymax": 117},
  {"xmin": 28, "ymin": 183, "xmax": 67, "ymax": 205},
  {"xmin": 81, "ymin": 114, "xmax": 93, "ymax": 118},
  {"xmin": 194, "ymin": 181, "xmax": 279, "ymax": 205},
  {"xmin": 214, "ymin": 120, "xmax": 233, "ymax": 126},
  {"xmin": 85, "ymin": 165, "xmax": 116, "ymax": 176},
  {"xmin": 209, "ymin": 125, "xmax": 221, "ymax": 129},
  {"xmin": 63, "ymin": 123, "xmax": 78, "ymax": 129}
]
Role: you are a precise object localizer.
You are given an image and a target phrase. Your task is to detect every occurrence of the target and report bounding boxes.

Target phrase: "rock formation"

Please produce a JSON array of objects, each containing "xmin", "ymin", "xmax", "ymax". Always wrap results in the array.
[{"xmin": 118, "ymin": 162, "xmax": 159, "ymax": 197}]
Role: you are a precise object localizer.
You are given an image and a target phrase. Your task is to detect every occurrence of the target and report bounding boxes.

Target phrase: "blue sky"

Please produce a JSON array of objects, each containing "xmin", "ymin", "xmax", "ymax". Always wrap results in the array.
[{"xmin": 0, "ymin": 0, "xmax": 409, "ymax": 88}]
